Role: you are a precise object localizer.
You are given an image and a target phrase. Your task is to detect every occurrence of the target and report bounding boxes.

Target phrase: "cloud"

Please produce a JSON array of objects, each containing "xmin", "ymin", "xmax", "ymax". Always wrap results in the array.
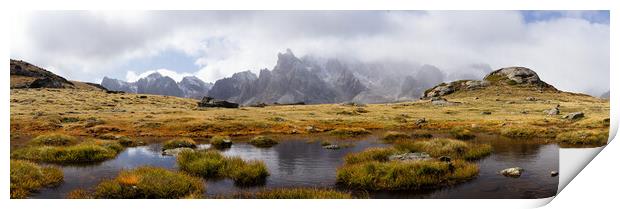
[{"xmin": 10, "ymin": 11, "xmax": 609, "ymax": 95}]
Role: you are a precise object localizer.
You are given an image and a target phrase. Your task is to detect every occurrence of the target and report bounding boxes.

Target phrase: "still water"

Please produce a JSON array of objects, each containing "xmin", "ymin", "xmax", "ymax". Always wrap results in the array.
[{"xmin": 30, "ymin": 134, "xmax": 558, "ymax": 199}]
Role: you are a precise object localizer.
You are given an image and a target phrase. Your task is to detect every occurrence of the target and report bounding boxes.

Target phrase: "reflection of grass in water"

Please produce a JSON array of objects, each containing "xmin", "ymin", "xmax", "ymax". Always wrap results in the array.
[
  {"xmin": 229, "ymin": 187, "xmax": 353, "ymax": 199},
  {"xmin": 10, "ymin": 160, "xmax": 63, "ymax": 198}
]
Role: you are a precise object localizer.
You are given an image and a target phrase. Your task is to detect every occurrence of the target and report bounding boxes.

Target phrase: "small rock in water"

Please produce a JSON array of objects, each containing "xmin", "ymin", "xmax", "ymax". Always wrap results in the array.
[
  {"xmin": 389, "ymin": 152, "xmax": 432, "ymax": 161},
  {"xmin": 323, "ymin": 144, "xmax": 340, "ymax": 150},
  {"xmin": 550, "ymin": 171, "xmax": 559, "ymax": 177},
  {"xmin": 563, "ymin": 112, "xmax": 584, "ymax": 120},
  {"xmin": 500, "ymin": 167, "xmax": 524, "ymax": 177}
]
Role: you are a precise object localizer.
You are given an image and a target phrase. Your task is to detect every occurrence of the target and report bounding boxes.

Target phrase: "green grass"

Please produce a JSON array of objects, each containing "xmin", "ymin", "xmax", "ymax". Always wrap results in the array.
[
  {"xmin": 450, "ymin": 127, "xmax": 475, "ymax": 140},
  {"xmin": 499, "ymin": 126, "xmax": 546, "ymax": 139},
  {"xmin": 329, "ymin": 128, "xmax": 371, "ymax": 137},
  {"xmin": 229, "ymin": 188, "xmax": 353, "ymax": 199},
  {"xmin": 394, "ymin": 138, "xmax": 492, "ymax": 161},
  {"xmin": 177, "ymin": 150, "xmax": 269, "ymax": 186},
  {"xmin": 29, "ymin": 133, "xmax": 78, "ymax": 146},
  {"xmin": 210, "ymin": 135, "xmax": 232, "ymax": 148},
  {"xmin": 11, "ymin": 140, "xmax": 123, "ymax": 164},
  {"xmin": 382, "ymin": 131, "xmax": 410, "ymax": 142},
  {"xmin": 336, "ymin": 159, "xmax": 479, "ymax": 190},
  {"xmin": 162, "ymin": 138, "xmax": 197, "ymax": 150},
  {"xmin": 343, "ymin": 147, "xmax": 398, "ymax": 165},
  {"xmin": 556, "ymin": 130, "xmax": 608, "ymax": 145},
  {"xmin": 248, "ymin": 136, "xmax": 278, "ymax": 148},
  {"xmin": 93, "ymin": 166, "xmax": 204, "ymax": 198},
  {"xmin": 10, "ymin": 160, "xmax": 64, "ymax": 198}
]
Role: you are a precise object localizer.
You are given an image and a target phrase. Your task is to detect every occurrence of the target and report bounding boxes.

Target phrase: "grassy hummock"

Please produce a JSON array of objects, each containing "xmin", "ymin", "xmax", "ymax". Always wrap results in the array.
[
  {"xmin": 382, "ymin": 131, "xmax": 410, "ymax": 142},
  {"xmin": 556, "ymin": 130, "xmax": 608, "ymax": 145},
  {"xmin": 343, "ymin": 147, "xmax": 396, "ymax": 165},
  {"xmin": 29, "ymin": 133, "xmax": 78, "ymax": 146},
  {"xmin": 229, "ymin": 188, "xmax": 353, "ymax": 199},
  {"xmin": 336, "ymin": 159, "xmax": 479, "ymax": 191},
  {"xmin": 162, "ymin": 138, "xmax": 197, "ymax": 150},
  {"xmin": 329, "ymin": 128, "xmax": 371, "ymax": 137},
  {"xmin": 249, "ymin": 136, "xmax": 278, "ymax": 148},
  {"xmin": 210, "ymin": 135, "xmax": 232, "ymax": 148},
  {"xmin": 394, "ymin": 138, "xmax": 493, "ymax": 161},
  {"xmin": 11, "ymin": 140, "xmax": 124, "ymax": 164},
  {"xmin": 450, "ymin": 127, "xmax": 476, "ymax": 140},
  {"xmin": 10, "ymin": 160, "xmax": 64, "ymax": 198},
  {"xmin": 93, "ymin": 166, "xmax": 204, "ymax": 198},
  {"xmin": 177, "ymin": 150, "xmax": 269, "ymax": 186}
]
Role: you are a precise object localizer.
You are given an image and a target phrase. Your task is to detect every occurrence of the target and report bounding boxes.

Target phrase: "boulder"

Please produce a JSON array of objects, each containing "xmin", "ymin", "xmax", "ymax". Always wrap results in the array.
[
  {"xmin": 415, "ymin": 118, "xmax": 427, "ymax": 125},
  {"xmin": 484, "ymin": 67, "xmax": 542, "ymax": 85},
  {"xmin": 525, "ymin": 97, "xmax": 537, "ymax": 101},
  {"xmin": 481, "ymin": 111, "xmax": 492, "ymax": 115},
  {"xmin": 550, "ymin": 171, "xmax": 559, "ymax": 177},
  {"xmin": 500, "ymin": 167, "xmax": 524, "ymax": 177},
  {"xmin": 423, "ymin": 80, "xmax": 489, "ymax": 98},
  {"xmin": 197, "ymin": 97, "xmax": 239, "ymax": 108},
  {"xmin": 563, "ymin": 112, "xmax": 584, "ymax": 120},
  {"xmin": 439, "ymin": 156, "xmax": 451, "ymax": 162},
  {"xmin": 543, "ymin": 105, "xmax": 561, "ymax": 115},
  {"xmin": 389, "ymin": 152, "xmax": 432, "ymax": 161}
]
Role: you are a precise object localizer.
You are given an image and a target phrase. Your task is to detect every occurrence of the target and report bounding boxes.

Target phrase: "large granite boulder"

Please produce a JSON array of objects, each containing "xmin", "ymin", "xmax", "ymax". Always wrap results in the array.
[{"xmin": 197, "ymin": 97, "xmax": 239, "ymax": 108}]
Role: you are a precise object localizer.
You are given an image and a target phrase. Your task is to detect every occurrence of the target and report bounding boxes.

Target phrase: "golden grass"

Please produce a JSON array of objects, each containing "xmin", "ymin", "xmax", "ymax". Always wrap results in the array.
[
  {"xmin": 162, "ymin": 138, "xmax": 197, "ymax": 150},
  {"xmin": 248, "ymin": 135, "xmax": 278, "ymax": 147},
  {"xmin": 229, "ymin": 188, "xmax": 353, "ymax": 199},
  {"xmin": 177, "ymin": 150, "xmax": 269, "ymax": 186},
  {"xmin": 10, "ymin": 160, "xmax": 64, "ymax": 198},
  {"xmin": 556, "ymin": 130, "xmax": 609, "ymax": 145},
  {"xmin": 11, "ymin": 140, "xmax": 123, "ymax": 164},
  {"xmin": 394, "ymin": 138, "xmax": 493, "ymax": 161},
  {"xmin": 9, "ymin": 84, "xmax": 609, "ymax": 147}
]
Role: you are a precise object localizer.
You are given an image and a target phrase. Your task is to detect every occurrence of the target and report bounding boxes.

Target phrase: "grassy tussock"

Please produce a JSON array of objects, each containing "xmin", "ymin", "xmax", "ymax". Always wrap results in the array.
[
  {"xmin": 29, "ymin": 133, "xmax": 78, "ymax": 146},
  {"xmin": 329, "ymin": 128, "xmax": 371, "ymax": 137},
  {"xmin": 67, "ymin": 189, "xmax": 91, "ymax": 199},
  {"xmin": 500, "ymin": 126, "xmax": 546, "ymax": 139},
  {"xmin": 11, "ymin": 140, "xmax": 123, "ymax": 164},
  {"xmin": 177, "ymin": 150, "xmax": 269, "ymax": 186},
  {"xmin": 210, "ymin": 135, "xmax": 232, "ymax": 148},
  {"xmin": 382, "ymin": 131, "xmax": 410, "ymax": 141},
  {"xmin": 394, "ymin": 138, "xmax": 492, "ymax": 161},
  {"xmin": 450, "ymin": 127, "xmax": 475, "ymax": 140},
  {"xmin": 249, "ymin": 136, "xmax": 278, "ymax": 147},
  {"xmin": 336, "ymin": 160, "xmax": 479, "ymax": 190},
  {"xmin": 10, "ymin": 160, "xmax": 64, "ymax": 198},
  {"xmin": 556, "ymin": 130, "xmax": 608, "ymax": 145},
  {"xmin": 230, "ymin": 188, "xmax": 353, "ymax": 199},
  {"xmin": 162, "ymin": 138, "xmax": 197, "ymax": 150},
  {"xmin": 94, "ymin": 166, "xmax": 204, "ymax": 198},
  {"xmin": 343, "ymin": 147, "xmax": 397, "ymax": 165}
]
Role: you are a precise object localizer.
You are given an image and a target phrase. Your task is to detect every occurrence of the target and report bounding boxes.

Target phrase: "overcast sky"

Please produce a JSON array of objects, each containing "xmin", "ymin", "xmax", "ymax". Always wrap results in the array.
[{"xmin": 10, "ymin": 11, "xmax": 610, "ymax": 95}]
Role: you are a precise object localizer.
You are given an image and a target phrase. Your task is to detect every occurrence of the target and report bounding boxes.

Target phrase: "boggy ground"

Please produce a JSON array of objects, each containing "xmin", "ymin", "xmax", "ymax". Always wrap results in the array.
[{"xmin": 10, "ymin": 83, "xmax": 609, "ymax": 147}]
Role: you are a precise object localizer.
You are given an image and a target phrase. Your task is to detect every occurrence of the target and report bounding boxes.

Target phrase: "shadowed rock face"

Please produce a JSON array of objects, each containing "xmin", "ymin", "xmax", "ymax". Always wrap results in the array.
[
  {"xmin": 10, "ymin": 59, "xmax": 75, "ymax": 89},
  {"xmin": 601, "ymin": 91, "xmax": 610, "ymax": 99},
  {"xmin": 102, "ymin": 74, "xmax": 213, "ymax": 98}
]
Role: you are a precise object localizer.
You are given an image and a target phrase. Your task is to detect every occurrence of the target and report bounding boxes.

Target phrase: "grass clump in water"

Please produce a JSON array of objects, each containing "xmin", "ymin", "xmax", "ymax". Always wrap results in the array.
[
  {"xmin": 11, "ymin": 140, "xmax": 124, "ymax": 164},
  {"xmin": 329, "ymin": 128, "xmax": 371, "ymax": 137},
  {"xmin": 162, "ymin": 138, "xmax": 196, "ymax": 150},
  {"xmin": 249, "ymin": 136, "xmax": 278, "ymax": 148},
  {"xmin": 93, "ymin": 166, "xmax": 204, "ymax": 198},
  {"xmin": 382, "ymin": 131, "xmax": 410, "ymax": 142},
  {"xmin": 556, "ymin": 130, "xmax": 608, "ymax": 145},
  {"xmin": 450, "ymin": 126, "xmax": 475, "ymax": 140},
  {"xmin": 394, "ymin": 138, "xmax": 492, "ymax": 161},
  {"xmin": 177, "ymin": 150, "xmax": 269, "ymax": 186},
  {"xmin": 10, "ymin": 160, "xmax": 63, "ymax": 198},
  {"xmin": 210, "ymin": 135, "xmax": 232, "ymax": 149},
  {"xmin": 336, "ymin": 159, "xmax": 479, "ymax": 190},
  {"xmin": 230, "ymin": 188, "xmax": 353, "ymax": 199},
  {"xmin": 343, "ymin": 147, "xmax": 398, "ymax": 165},
  {"xmin": 29, "ymin": 133, "xmax": 78, "ymax": 146}
]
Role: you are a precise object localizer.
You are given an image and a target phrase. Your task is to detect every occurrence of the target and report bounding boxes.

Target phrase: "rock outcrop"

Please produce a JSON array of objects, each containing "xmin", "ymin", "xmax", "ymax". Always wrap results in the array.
[
  {"xmin": 197, "ymin": 97, "xmax": 239, "ymax": 108},
  {"xmin": 500, "ymin": 167, "xmax": 524, "ymax": 177},
  {"xmin": 10, "ymin": 59, "xmax": 75, "ymax": 89},
  {"xmin": 102, "ymin": 73, "xmax": 213, "ymax": 98}
]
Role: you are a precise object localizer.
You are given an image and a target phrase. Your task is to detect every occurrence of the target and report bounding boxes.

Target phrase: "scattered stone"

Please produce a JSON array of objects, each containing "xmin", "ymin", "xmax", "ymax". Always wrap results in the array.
[
  {"xmin": 138, "ymin": 95, "xmax": 148, "ymax": 99},
  {"xmin": 389, "ymin": 152, "xmax": 432, "ymax": 162},
  {"xmin": 520, "ymin": 110, "xmax": 529, "ymax": 114},
  {"xmin": 500, "ymin": 167, "xmax": 524, "ymax": 177},
  {"xmin": 415, "ymin": 118, "xmax": 427, "ymax": 125},
  {"xmin": 563, "ymin": 112, "xmax": 584, "ymax": 120},
  {"xmin": 323, "ymin": 144, "xmax": 341, "ymax": 150},
  {"xmin": 481, "ymin": 111, "xmax": 492, "ymax": 115},
  {"xmin": 505, "ymin": 101, "xmax": 515, "ymax": 104},
  {"xmin": 305, "ymin": 126, "xmax": 320, "ymax": 133},
  {"xmin": 474, "ymin": 97, "xmax": 479, "ymax": 100},
  {"xmin": 550, "ymin": 171, "xmax": 559, "ymax": 177},
  {"xmin": 439, "ymin": 156, "xmax": 451, "ymax": 162},
  {"xmin": 543, "ymin": 105, "xmax": 560, "ymax": 115},
  {"xmin": 162, "ymin": 147, "xmax": 194, "ymax": 156},
  {"xmin": 525, "ymin": 97, "xmax": 537, "ymax": 101},
  {"xmin": 197, "ymin": 97, "xmax": 239, "ymax": 108}
]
